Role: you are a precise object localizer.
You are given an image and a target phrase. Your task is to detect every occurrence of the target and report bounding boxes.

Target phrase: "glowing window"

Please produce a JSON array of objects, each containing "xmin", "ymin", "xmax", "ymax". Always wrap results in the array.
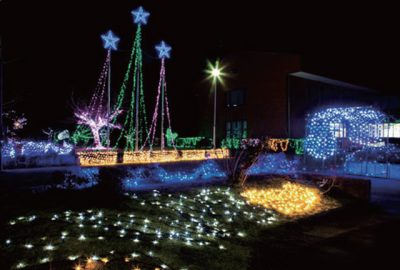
[
  {"xmin": 226, "ymin": 120, "xmax": 247, "ymax": 139},
  {"xmin": 373, "ymin": 123, "xmax": 400, "ymax": 138},
  {"xmin": 330, "ymin": 123, "xmax": 346, "ymax": 138}
]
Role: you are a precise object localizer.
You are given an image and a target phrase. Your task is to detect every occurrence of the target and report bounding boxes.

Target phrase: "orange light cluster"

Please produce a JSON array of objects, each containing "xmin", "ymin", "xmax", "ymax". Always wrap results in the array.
[
  {"xmin": 122, "ymin": 149, "xmax": 229, "ymax": 165},
  {"xmin": 240, "ymin": 182, "xmax": 334, "ymax": 217},
  {"xmin": 73, "ymin": 257, "xmax": 110, "ymax": 270},
  {"xmin": 77, "ymin": 150, "xmax": 118, "ymax": 166},
  {"xmin": 267, "ymin": 139, "xmax": 289, "ymax": 152},
  {"xmin": 77, "ymin": 149, "xmax": 229, "ymax": 167}
]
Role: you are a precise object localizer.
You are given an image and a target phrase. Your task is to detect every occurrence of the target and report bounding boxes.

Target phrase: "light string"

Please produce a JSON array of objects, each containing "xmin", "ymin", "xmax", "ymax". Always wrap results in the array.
[
  {"xmin": 140, "ymin": 58, "xmax": 176, "ymax": 151},
  {"xmin": 114, "ymin": 25, "xmax": 148, "ymax": 150},
  {"xmin": 164, "ymin": 79, "xmax": 176, "ymax": 150},
  {"xmin": 88, "ymin": 50, "xmax": 111, "ymax": 116}
]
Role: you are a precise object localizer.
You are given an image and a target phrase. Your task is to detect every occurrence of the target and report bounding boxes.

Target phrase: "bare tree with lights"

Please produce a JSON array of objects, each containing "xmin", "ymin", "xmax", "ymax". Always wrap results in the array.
[{"xmin": 74, "ymin": 106, "xmax": 121, "ymax": 149}]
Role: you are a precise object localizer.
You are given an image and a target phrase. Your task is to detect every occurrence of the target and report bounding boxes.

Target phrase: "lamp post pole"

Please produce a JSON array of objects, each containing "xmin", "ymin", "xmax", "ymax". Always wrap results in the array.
[
  {"xmin": 207, "ymin": 60, "xmax": 223, "ymax": 150},
  {"xmin": 213, "ymin": 81, "xmax": 217, "ymax": 149},
  {"xmin": 0, "ymin": 35, "xmax": 4, "ymax": 171}
]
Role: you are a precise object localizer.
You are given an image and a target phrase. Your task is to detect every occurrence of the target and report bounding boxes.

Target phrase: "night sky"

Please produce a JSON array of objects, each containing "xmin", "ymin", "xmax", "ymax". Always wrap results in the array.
[{"xmin": 0, "ymin": 0, "xmax": 399, "ymax": 137}]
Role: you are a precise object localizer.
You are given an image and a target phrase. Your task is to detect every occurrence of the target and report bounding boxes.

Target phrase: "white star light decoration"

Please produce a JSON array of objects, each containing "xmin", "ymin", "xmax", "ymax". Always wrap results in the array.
[
  {"xmin": 131, "ymin": 6, "xmax": 150, "ymax": 25},
  {"xmin": 155, "ymin": 41, "xmax": 172, "ymax": 59},
  {"xmin": 101, "ymin": 30, "xmax": 120, "ymax": 51}
]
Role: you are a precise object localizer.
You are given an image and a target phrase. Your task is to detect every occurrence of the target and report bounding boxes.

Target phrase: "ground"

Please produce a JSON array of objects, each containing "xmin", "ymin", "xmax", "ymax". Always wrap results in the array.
[{"xmin": 0, "ymin": 174, "xmax": 399, "ymax": 270}]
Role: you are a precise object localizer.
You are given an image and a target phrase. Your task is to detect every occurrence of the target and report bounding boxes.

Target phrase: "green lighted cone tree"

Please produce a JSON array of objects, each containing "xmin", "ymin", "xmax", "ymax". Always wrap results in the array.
[{"xmin": 114, "ymin": 7, "xmax": 150, "ymax": 151}]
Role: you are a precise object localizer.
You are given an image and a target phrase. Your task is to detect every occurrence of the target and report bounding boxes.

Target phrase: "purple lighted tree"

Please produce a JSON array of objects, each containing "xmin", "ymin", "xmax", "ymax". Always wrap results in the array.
[{"xmin": 74, "ymin": 107, "xmax": 121, "ymax": 149}]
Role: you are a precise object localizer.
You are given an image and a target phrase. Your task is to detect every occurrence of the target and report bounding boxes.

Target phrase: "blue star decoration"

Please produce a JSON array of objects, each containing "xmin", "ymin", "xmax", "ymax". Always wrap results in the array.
[
  {"xmin": 131, "ymin": 6, "xmax": 150, "ymax": 25},
  {"xmin": 155, "ymin": 41, "xmax": 172, "ymax": 59},
  {"xmin": 101, "ymin": 30, "xmax": 120, "ymax": 51}
]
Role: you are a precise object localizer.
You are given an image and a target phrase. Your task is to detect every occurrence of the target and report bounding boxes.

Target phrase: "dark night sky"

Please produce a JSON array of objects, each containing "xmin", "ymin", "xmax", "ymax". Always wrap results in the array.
[{"xmin": 0, "ymin": 0, "xmax": 399, "ymax": 137}]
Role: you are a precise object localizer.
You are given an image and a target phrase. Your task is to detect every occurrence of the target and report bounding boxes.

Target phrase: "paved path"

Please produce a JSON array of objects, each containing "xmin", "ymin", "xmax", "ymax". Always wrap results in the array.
[
  {"xmin": 370, "ymin": 178, "xmax": 400, "ymax": 215},
  {"xmin": 300, "ymin": 170, "xmax": 400, "ymax": 216}
]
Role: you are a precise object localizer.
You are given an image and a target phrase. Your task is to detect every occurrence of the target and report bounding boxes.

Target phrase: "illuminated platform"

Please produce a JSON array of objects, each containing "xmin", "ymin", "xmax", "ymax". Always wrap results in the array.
[
  {"xmin": 77, "ymin": 149, "xmax": 229, "ymax": 167},
  {"xmin": 76, "ymin": 150, "xmax": 118, "ymax": 167}
]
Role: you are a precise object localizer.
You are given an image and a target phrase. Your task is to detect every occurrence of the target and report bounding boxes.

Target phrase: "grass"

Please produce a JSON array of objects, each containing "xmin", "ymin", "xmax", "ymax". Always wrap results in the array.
[{"xmin": 0, "ymin": 185, "xmax": 290, "ymax": 270}]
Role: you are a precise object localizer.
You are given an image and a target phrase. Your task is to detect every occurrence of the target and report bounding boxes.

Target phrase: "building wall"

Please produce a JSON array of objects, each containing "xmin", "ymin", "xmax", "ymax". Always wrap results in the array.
[
  {"xmin": 217, "ymin": 52, "xmax": 301, "ymax": 140},
  {"xmin": 200, "ymin": 52, "xmax": 390, "ymax": 145},
  {"xmin": 288, "ymin": 75, "xmax": 380, "ymax": 138}
]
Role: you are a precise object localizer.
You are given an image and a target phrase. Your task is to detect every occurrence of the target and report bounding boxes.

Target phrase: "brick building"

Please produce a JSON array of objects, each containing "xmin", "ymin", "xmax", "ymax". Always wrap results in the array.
[{"xmin": 199, "ymin": 51, "xmax": 393, "ymax": 145}]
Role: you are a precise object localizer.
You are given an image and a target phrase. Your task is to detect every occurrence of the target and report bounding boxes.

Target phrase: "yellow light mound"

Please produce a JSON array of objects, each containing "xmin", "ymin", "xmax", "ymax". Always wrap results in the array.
[{"xmin": 241, "ymin": 182, "xmax": 329, "ymax": 217}]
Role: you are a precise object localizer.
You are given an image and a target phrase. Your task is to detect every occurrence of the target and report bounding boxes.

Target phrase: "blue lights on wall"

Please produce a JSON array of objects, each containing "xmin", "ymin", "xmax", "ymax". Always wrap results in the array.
[
  {"xmin": 123, "ymin": 160, "xmax": 226, "ymax": 190},
  {"xmin": 247, "ymin": 153, "xmax": 300, "ymax": 176},
  {"xmin": 101, "ymin": 30, "xmax": 120, "ymax": 51},
  {"xmin": 304, "ymin": 106, "xmax": 387, "ymax": 160},
  {"xmin": 56, "ymin": 167, "xmax": 100, "ymax": 190},
  {"xmin": 155, "ymin": 41, "xmax": 172, "ymax": 59},
  {"xmin": 21, "ymin": 141, "xmax": 74, "ymax": 156},
  {"xmin": 2, "ymin": 143, "xmax": 16, "ymax": 159},
  {"xmin": 131, "ymin": 6, "xmax": 150, "ymax": 25},
  {"xmin": 0, "ymin": 141, "xmax": 74, "ymax": 158},
  {"xmin": 1, "ymin": 140, "xmax": 75, "ymax": 168}
]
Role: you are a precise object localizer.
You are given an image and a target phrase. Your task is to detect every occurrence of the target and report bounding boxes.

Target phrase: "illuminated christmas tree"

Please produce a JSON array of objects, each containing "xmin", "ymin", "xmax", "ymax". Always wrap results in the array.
[
  {"xmin": 114, "ymin": 6, "xmax": 150, "ymax": 151},
  {"xmin": 141, "ymin": 40, "xmax": 176, "ymax": 151}
]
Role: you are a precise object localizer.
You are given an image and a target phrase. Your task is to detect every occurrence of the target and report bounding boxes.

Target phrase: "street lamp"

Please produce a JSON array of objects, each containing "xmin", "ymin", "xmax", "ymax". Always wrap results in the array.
[
  {"xmin": 206, "ymin": 60, "xmax": 224, "ymax": 149},
  {"xmin": 211, "ymin": 66, "xmax": 221, "ymax": 79}
]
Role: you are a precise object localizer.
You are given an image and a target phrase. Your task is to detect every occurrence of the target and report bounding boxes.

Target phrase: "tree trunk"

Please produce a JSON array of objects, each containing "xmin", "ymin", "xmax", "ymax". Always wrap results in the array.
[{"xmin": 91, "ymin": 127, "xmax": 102, "ymax": 148}]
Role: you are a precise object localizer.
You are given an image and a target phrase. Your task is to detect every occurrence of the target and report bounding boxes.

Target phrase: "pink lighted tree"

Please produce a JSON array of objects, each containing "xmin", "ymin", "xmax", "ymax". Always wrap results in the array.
[{"xmin": 74, "ymin": 107, "xmax": 122, "ymax": 149}]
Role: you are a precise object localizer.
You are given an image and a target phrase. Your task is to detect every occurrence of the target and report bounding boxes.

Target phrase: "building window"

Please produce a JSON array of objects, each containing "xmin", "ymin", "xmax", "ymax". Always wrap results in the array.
[
  {"xmin": 226, "ymin": 120, "xmax": 248, "ymax": 139},
  {"xmin": 330, "ymin": 123, "xmax": 346, "ymax": 138},
  {"xmin": 227, "ymin": 89, "xmax": 245, "ymax": 107},
  {"xmin": 373, "ymin": 123, "xmax": 400, "ymax": 138},
  {"xmin": 330, "ymin": 122, "xmax": 400, "ymax": 139}
]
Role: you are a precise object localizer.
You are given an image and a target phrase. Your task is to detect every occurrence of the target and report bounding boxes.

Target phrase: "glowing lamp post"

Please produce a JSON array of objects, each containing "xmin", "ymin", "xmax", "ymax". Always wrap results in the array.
[
  {"xmin": 207, "ymin": 61, "xmax": 223, "ymax": 149},
  {"xmin": 211, "ymin": 67, "xmax": 221, "ymax": 79}
]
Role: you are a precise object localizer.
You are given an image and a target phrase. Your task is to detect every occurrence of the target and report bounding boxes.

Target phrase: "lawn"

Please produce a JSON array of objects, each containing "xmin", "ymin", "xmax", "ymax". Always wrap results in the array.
[{"xmin": 0, "ymin": 180, "xmax": 340, "ymax": 270}]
